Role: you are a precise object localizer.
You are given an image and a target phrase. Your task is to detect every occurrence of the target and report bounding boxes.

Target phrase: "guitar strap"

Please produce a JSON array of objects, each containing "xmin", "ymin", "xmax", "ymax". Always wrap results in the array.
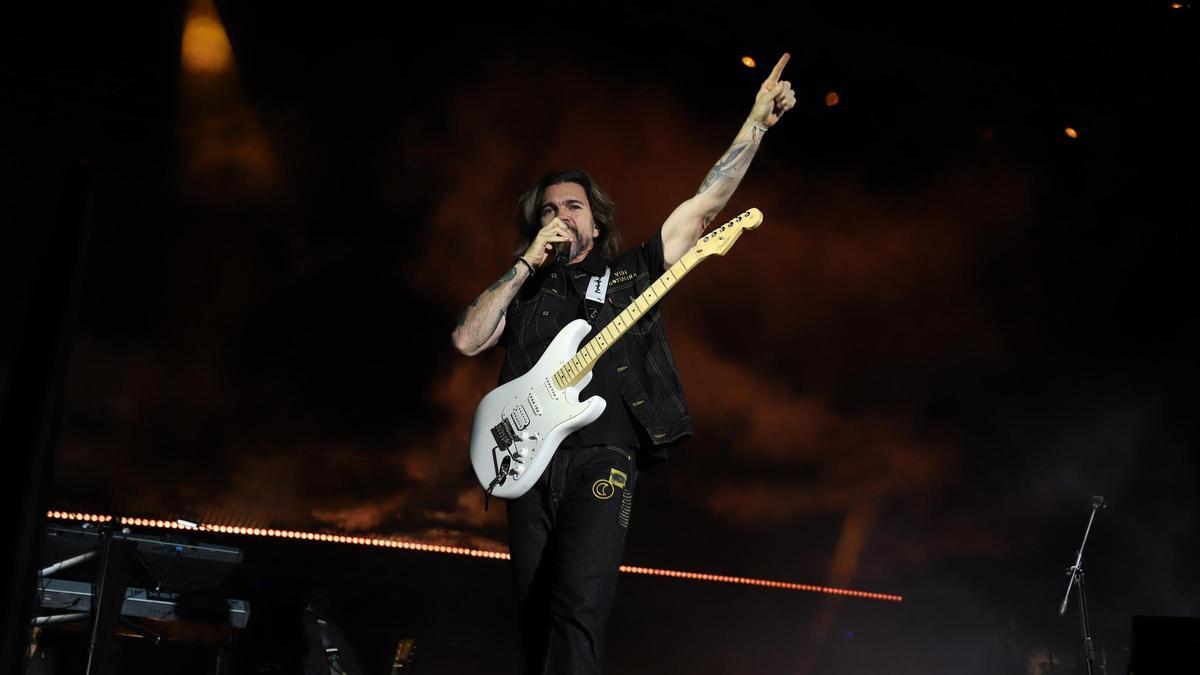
[{"xmin": 582, "ymin": 266, "xmax": 611, "ymax": 325}]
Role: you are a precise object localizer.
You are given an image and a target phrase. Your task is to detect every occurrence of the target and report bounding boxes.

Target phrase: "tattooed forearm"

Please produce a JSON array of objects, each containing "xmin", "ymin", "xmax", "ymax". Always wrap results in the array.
[
  {"xmin": 457, "ymin": 266, "xmax": 516, "ymax": 327},
  {"xmin": 696, "ymin": 140, "xmax": 756, "ymax": 196},
  {"xmin": 451, "ymin": 261, "xmax": 532, "ymax": 355},
  {"xmin": 662, "ymin": 118, "xmax": 770, "ymax": 264},
  {"xmin": 455, "ymin": 296, "xmax": 479, "ymax": 327},
  {"xmin": 488, "ymin": 266, "xmax": 517, "ymax": 291}
]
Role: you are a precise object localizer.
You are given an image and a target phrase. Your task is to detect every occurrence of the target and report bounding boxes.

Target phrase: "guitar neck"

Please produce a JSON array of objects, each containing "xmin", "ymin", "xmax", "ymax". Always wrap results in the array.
[{"xmin": 553, "ymin": 248, "xmax": 703, "ymax": 389}]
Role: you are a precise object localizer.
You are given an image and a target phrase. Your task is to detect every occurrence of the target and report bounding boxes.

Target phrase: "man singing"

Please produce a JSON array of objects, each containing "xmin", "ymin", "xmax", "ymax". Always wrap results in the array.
[{"xmin": 451, "ymin": 54, "xmax": 795, "ymax": 674}]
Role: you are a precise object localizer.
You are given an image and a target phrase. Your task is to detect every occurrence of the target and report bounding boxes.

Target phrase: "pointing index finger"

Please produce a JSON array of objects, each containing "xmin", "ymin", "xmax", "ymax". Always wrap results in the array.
[{"xmin": 766, "ymin": 53, "xmax": 790, "ymax": 85}]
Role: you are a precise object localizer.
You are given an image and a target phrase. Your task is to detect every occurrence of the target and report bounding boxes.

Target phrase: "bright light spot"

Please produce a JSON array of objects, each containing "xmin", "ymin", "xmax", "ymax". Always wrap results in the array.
[
  {"xmin": 825, "ymin": 91, "xmax": 840, "ymax": 107},
  {"xmin": 182, "ymin": 13, "xmax": 233, "ymax": 74},
  {"xmin": 742, "ymin": 56, "xmax": 756, "ymax": 68},
  {"xmin": 1065, "ymin": 127, "xmax": 1079, "ymax": 139},
  {"xmin": 1171, "ymin": 2, "xmax": 1183, "ymax": 9}
]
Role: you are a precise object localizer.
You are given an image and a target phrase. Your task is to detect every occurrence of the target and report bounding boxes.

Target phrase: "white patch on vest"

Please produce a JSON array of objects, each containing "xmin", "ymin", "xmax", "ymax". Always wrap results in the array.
[{"xmin": 586, "ymin": 267, "xmax": 610, "ymax": 304}]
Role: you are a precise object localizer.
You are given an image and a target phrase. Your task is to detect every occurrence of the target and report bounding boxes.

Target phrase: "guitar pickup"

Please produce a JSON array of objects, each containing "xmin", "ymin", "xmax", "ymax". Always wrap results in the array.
[{"xmin": 510, "ymin": 405, "xmax": 530, "ymax": 430}]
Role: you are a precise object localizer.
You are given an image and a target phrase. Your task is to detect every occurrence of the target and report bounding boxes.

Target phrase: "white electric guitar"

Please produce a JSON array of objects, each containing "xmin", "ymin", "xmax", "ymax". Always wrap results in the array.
[{"xmin": 469, "ymin": 208, "xmax": 764, "ymax": 499}]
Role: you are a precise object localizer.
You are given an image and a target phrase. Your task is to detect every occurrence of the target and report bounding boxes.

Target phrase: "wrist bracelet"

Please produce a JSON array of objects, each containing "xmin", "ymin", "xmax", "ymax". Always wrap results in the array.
[
  {"xmin": 515, "ymin": 256, "xmax": 536, "ymax": 276},
  {"xmin": 750, "ymin": 120, "xmax": 769, "ymax": 133}
]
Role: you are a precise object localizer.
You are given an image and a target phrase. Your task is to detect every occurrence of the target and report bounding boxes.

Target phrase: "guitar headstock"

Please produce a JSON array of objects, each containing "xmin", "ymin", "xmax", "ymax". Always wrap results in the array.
[
  {"xmin": 391, "ymin": 638, "xmax": 417, "ymax": 672},
  {"xmin": 693, "ymin": 208, "xmax": 763, "ymax": 258}
]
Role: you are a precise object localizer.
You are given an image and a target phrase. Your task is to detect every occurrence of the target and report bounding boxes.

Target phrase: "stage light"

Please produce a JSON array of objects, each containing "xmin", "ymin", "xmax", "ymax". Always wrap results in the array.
[
  {"xmin": 1065, "ymin": 127, "xmax": 1079, "ymax": 139},
  {"xmin": 182, "ymin": 8, "xmax": 233, "ymax": 75},
  {"xmin": 825, "ymin": 91, "xmax": 840, "ymax": 107},
  {"xmin": 742, "ymin": 56, "xmax": 756, "ymax": 68}
]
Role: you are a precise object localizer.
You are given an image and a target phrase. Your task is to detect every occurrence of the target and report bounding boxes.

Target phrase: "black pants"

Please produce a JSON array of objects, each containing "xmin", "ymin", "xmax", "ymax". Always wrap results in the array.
[{"xmin": 507, "ymin": 444, "xmax": 637, "ymax": 675}]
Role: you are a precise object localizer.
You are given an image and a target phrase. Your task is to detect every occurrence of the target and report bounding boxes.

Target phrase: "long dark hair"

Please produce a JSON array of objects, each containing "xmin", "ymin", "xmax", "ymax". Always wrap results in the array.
[{"xmin": 515, "ymin": 169, "xmax": 621, "ymax": 260}]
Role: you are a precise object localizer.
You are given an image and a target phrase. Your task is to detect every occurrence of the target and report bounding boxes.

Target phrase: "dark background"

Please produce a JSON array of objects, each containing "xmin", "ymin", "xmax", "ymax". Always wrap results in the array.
[{"xmin": 4, "ymin": 2, "xmax": 1197, "ymax": 673}]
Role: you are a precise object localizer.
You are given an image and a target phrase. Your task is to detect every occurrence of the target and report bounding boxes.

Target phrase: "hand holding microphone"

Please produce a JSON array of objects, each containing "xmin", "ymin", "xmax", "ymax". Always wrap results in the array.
[{"xmin": 521, "ymin": 217, "xmax": 573, "ymax": 269}]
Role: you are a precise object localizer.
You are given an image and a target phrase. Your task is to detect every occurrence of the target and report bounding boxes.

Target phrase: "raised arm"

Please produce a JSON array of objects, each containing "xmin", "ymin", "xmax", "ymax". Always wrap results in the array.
[
  {"xmin": 451, "ymin": 217, "xmax": 572, "ymax": 356},
  {"xmin": 661, "ymin": 53, "xmax": 796, "ymax": 264}
]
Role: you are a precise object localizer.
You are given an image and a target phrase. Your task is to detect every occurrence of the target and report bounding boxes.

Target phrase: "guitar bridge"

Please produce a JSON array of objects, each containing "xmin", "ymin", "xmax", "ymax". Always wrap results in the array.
[{"xmin": 491, "ymin": 419, "xmax": 516, "ymax": 449}]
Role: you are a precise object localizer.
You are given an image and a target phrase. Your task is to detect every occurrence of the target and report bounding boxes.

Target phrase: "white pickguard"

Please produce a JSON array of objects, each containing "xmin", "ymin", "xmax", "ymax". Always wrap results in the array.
[{"xmin": 468, "ymin": 319, "xmax": 606, "ymax": 499}]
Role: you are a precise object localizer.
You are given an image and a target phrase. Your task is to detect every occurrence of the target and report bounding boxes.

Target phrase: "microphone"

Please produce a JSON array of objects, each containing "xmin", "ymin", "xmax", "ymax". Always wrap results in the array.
[
  {"xmin": 1091, "ymin": 495, "xmax": 1106, "ymax": 509},
  {"xmin": 554, "ymin": 240, "xmax": 571, "ymax": 266}
]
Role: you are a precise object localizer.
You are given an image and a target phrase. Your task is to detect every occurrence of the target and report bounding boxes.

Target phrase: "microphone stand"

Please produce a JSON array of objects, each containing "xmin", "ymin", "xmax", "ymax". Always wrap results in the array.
[{"xmin": 1058, "ymin": 495, "xmax": 1105, "ymax": 675}]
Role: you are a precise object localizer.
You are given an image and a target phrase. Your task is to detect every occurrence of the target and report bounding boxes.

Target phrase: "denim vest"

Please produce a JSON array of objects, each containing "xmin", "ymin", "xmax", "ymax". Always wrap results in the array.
[{"xmin": 499, "ymin": 239, "xmax": 693, "ymax": 448}]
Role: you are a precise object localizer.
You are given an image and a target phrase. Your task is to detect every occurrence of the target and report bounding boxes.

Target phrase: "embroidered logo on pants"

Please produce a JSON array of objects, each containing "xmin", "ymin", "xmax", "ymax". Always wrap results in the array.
[{"xmin": 592, "ymin": 468, "xmax": 627, "ymax": 500}]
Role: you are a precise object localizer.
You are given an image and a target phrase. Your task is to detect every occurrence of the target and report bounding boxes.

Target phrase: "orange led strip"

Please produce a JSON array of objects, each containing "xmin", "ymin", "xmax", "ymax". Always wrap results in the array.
[
  {"xmin": 618, "ymin": 565, "xmax": 902, "ymax": 602},
  {"xmin": 46, "ymin": 511, "xmax": 902, "ymax": 601},
  {"xmin": 45, "ymin": 511, "xmax": 114, "ymax": 524},
  {"xmin": 46, "ymin": 511, "xmax": 510, "ymax": 560}
]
